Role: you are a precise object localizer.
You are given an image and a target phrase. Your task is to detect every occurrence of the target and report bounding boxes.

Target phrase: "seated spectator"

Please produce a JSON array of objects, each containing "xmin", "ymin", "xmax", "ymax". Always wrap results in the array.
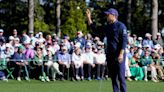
[
  {"xmin": 129, "ymin": 51, "xmax": 144, "ymax": 81},
  {"xmin": 139, "ymin": 51, "xmax": 158, "ymax": 82},
  {"xmin": 32, "ymin": 47, "xmax": 45, "ymax": 82},
  {"xmin": 72, "ymin": 43, "xmax": 84, "ymax": 80},
  {"xmin": 83, "ymin": 43, "xmax": 95, "ymax": 81},
  {"xmin": 0, "ymin": 58, "xmax": 8, "ymax": 81},
  {"xmin": 12, "ymin": 45, "xmax": 29, "ymax": 81},
  {"xmin": 57, "ymin": 46, "xmax": 71, "ymax": 80},
  {"xmin": 44, "ymin": 48, "xmax": 63, "ymax": 81},
  {"xmin": 94, "ymin": 48, "xmax": 106, "ymax": 80}
]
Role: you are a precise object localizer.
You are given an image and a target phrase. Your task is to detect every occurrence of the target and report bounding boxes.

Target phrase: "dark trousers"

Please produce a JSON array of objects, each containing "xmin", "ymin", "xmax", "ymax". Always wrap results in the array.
[
  {"xmin": 96, "ymin": 64, "xmax": 105, "ymax": 78},
  {"xmin": 34, "ymin": 65, "xmax": 44, "ymax": 79},
  {"xmin": 59, "ymin": 64, "xmax": 68, "ymax": 79},
  {"xmin": 15, "ymin": 64, "xmax": 29, "ymax": 77},
  {"xmin": 107, "ymin": 56, "xmax": 126, "ymax": 92},
  {"xmin": 84, "ymin": 64, "xmax": 92, "ymax": 78}
]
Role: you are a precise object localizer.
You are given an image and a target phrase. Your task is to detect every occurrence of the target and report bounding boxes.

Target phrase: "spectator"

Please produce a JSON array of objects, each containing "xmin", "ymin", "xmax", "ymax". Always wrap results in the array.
[
  {"xmin": 12, "ymin": 45, "xmax": 29, "ymax": 81},
  {"xmin": 57, "ymin": 46, "xmax": 71, "ymax": 80},
  {"xmin": 142, "ymin": 33, "xmax": 154, "ymax": 49},
  {"xmin": 129, "ymin": 51, "xmax": 144, "ymax": 81},
  {"xmin": 153, "ymin": 32, "xmax": 164, "ymax": 47},
  {"xmin": 74, "ymin": 31, "xmax": 86, "ymax": 49},
  {"xmin": 72, "ymin": 43, "xmax": 84, "ymax": 80},
  {"xmin": 94, "ymin": 47, "xmax": 106, "ymax": 80},
  {"xmin": 32, "ymin": 47, "xmax": 45, "ymax": 82},
  {"xmin": 139, "ymin": 51, "xmax": 158, "ymax": 82},
  {"xmin": 83, "ymin": 43, "xmax": 95, "ymax": 81},
  {"xmin": 44, "ymin": 48, "xmax": 63, "ymax": 81}
]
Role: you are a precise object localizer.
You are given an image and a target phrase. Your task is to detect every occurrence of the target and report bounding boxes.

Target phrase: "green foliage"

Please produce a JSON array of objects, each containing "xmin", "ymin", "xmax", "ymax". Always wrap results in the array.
[{"xmin": 61, "ymin": 0, "xmax": 87, "ymax": 39}]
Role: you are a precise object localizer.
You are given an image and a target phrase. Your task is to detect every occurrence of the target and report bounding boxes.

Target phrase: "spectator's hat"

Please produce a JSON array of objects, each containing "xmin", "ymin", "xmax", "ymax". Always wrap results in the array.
[
  {"xmin": 154, "ymin": 44, "xmax": 161, "ymax": 50},
  {"xmin": 138, "ymin": 37, "xmax": 143, "ymax": 40},
  {"xmin": 18, "ymin": 45, "xmax": 24, "ymax": 50},
  {"xmin": 104, "ymin": 8, "xmax": 119, "ymax": 16},
  {"xmin": 0, "ymin": 29, "xmax": 4, "ymax": 32},
  {"xmin": 61, "ymin": 46, "xmax": 67, "ymax": 50},
  {"xmin": 157, "ymin": 32, "xmax": 161, "ymax": 36},
  {"xmin": 29, "ymin": 31, "xmax": 34, "ymax": 34},
  {"xmin": 14, "ymin": 37, "xmax": 20, "ymax": 41},
  {"xmin": 145, "ymin": 33, "xmax": 152, "ymax": 37},
  {"xmin": 144, "ymin": 45, "xmax": 150, "ymax": 48},
  {"xmin": 9, "ymin": 36, "xmax": 14, "ymax": 40},
  {"xmin": 23, "ymin": 40, "xmax": 30, "ymax": 44},
  {"xmin": 138, "ymin": 44, "xmax": 142, "ymax": 48},
  {"xmin": 74, "ymin": 42, "xmax": 81, "ymax": 48},
  {"xmin": 77, "ymin": 31, "xmax": 83, "ymax": 36},
  {"xmin": 6, "ymin": 43, "xmax": 10, "ymax": 48}
]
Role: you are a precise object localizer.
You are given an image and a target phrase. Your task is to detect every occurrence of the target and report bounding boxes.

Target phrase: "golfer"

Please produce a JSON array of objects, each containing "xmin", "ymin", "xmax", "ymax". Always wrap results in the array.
[{"xmin": 86, "ymin": 8, "xmax": 128, "ymax": 92}]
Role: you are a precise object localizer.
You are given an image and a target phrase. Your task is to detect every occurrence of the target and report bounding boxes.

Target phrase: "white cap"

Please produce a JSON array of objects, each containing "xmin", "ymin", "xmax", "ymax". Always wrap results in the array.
[
  {"xmin": 9, "ymin": 36, "xmax": 14, "ymax": 40},
  {"xmin": 157, "ymin": 32, "xmax": 161, "ymax": 36},
  {"xmin": 138, "ymin": 37, "xmax": 143, "ymax": 40},
  {"xmin": 74, "ymin": 42, "xmax": 81, "ymax": 48},
  {"xmin": 62, "ymin": 46, "xmax": 67, "ymax": 50},
  {"xmin": 14, "ymin": 37, "xmax": 20, "ymax": 41},
  {"xmin": 38, "ymin": 32, "xmax": 43, "ymax": 35},
  {"xmin": 144, "ymin": 45, "xmax": 150, "ymax": 48},
  {"xmin": 86, "ymin": 42, "xmax": 92, "ymax": 46},
  {"xmin": 6, "ymin": 43, "xmax": 10, "ymax": 47},
  {"xmin": 23, "ymin": 40, "xmax": 30, "ymax": 44},
  {"xmin": 0, "ymin": 29, "xmax": 4, "ymax": 32},
  {"xmin": 138, "ymin": 44, "xmax": 142, "ymax": 48},
  {"xmin": 145, "ymin": 33, "xmax": 152, "ymax": 37}
]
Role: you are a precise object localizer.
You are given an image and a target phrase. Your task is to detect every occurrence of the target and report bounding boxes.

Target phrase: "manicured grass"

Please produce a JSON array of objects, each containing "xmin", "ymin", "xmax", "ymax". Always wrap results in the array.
[{"xmin": 0, "ymin": 79, "xmax": 163, "ymax": 92}]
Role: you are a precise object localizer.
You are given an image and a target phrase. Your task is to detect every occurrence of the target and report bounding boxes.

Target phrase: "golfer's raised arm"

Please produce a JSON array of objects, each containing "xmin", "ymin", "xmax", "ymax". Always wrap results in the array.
[{"xmin": 86, "ymin": 9, "xmax": 93, "ymax": 25}]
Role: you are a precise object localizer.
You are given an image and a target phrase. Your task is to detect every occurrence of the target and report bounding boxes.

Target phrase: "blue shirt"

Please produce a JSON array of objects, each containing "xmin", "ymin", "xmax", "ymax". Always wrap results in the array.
[
  {"xmin": 91, "ymin": 20, "xmax": 128, "ymax": 57},
  {"xmin": 57, "ymin": 52, "xmax": 71, "ymax": 64}
]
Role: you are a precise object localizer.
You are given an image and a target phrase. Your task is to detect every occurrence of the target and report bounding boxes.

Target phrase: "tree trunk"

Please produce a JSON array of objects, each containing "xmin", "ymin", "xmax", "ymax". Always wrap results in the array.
[
  {"xmin": 127, "ymin": 0, "xmax": 132, "ymax": 31},
  {"xmin": 151, "ymin": 0, "xmax": 158, "ymax": 39},
  {"xmin": 56, "ymin": 0, "xmax": 61, "ymax": 37},
  {"xmin": 28, "ymin": 0, "xmax": 34, "ymax": 34}
]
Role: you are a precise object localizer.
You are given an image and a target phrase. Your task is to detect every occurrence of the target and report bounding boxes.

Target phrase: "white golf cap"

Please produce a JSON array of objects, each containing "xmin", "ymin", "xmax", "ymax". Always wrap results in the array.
[
  {"xmin": 0, "ymin": 29, "xmax": 4, "ymax": 32},
  {"xmin": 138, "ymin": 37, "xmax": 143, "ymax": 40},
  {"xmin": 145, "ymin": 33, "xmax": 152, "ymax": 37},
  {"xmin": 9, "ymin": 36, "xmax": 14, "ymax": 40},
  {"xmin": 74, "ymin": 42, "xmax": 81, "ymax": 48},
  {"xmin": 157, "ymin": 32, "xmax": 161, "ymax": 36}
]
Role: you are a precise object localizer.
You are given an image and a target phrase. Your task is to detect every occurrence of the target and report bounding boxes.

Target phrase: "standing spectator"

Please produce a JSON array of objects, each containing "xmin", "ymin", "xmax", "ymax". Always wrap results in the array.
[
  {"xmin": 143, "ymin": 33, "xmax": 154, "ymax": 49},
  {"xmin": 23, "ymin": 41, "xmax": 34, "ymax": 59},
  {"xmin": 29, "ymin": 31, "xmax": 37, "ymax": 48},
  {"xmin": 153, "ymin": 32, "xmax": 164, "ymax": 47},
  {"xmin": 21, "ymin": 31, "xmax": 30, "ymax": 44},
  {"xmin": 12, "ymin": 29, "xmax": 19, "ymax": 38},
  {"xmin": 0, "ymin": 29, "xmax": 6, "ymax": 43},
  {"xmin": 74, "ymin": 31, "xmax": 86, "ymax": 49}
]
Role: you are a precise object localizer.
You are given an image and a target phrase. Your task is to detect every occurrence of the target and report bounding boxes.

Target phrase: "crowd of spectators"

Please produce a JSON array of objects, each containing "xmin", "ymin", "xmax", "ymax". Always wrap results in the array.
[{"xmin": 0, "ymin": 29, "xmax": 164, "ymax": 83}]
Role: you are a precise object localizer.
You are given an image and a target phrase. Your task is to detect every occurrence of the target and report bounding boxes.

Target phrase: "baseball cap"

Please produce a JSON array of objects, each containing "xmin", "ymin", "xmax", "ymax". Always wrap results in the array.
[
  {"xmin": 0, "ymin": 29, "xmax": 4, "ymax": 32},
  {"xmin": 104, "ymin": 8, "xmax": 119, "ymax": 16}
]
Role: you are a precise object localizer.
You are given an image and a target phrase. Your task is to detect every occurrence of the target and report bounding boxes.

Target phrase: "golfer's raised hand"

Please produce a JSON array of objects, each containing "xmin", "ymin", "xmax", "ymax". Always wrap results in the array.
[
  {"xmin": 86, "ymin": 9, "xmax": 91, "ymax": 19},
  {"xmin": 86, "ymin": 9, "xmax": 92, "ymax": 25}
]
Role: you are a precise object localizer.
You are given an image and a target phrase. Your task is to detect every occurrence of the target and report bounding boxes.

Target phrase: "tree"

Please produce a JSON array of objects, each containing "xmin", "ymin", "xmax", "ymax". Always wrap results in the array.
[
  {"xmin": 61, "ymin": 0, "xmax": 87, "ymax": 39},
  {"xmin": 151, "ymin": 0, "xmax": 158, "ymax": 39},
  {"xmin": 28, "ymin": 0, "xmax": 34, "ymax": 34},
  {"xmin": 56, "ymin": 0, "xmax": 61, "ymax": 37}
]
